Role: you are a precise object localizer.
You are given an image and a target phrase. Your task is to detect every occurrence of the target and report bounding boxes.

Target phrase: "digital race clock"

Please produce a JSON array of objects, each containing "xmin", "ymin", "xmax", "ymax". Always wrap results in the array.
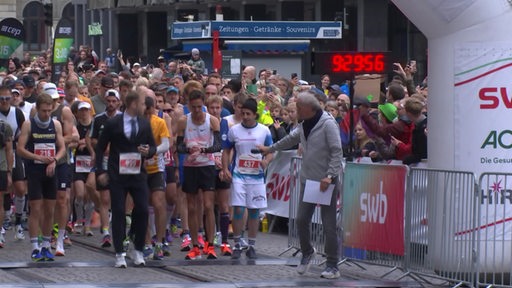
[{"xmin": 312, "ymin": 52, "xmax": 390, "ymax": 74}]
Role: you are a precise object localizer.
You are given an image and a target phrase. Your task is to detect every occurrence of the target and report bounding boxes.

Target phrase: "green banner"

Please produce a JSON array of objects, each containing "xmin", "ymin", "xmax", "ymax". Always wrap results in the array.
[
  {"xmin": 0, "ymin": 36, "xmax": 22, "ymax": 59},
  {"xmin": 52, "ymin": 18, "xmax": 74, "ymax": 83},
  {"xmin": 53, "ymin": 38, "xmax": 74, "ymax": 64}
]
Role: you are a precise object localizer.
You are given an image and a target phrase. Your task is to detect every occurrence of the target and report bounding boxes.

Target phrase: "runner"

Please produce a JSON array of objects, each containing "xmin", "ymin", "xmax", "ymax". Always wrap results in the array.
[
  {"xmin": 141, "ymin": 96, "xmax": 170, "ymax": 260},
  {"xmin": 0, "ymin": 85, "xmax": 27, "ymax": 241},
  {"xmin": 72, "ymin": 102, "xmax": 95, "ymax": 237},
  {"xmin": 87, "ymin": 89, "xmax": 122, "ymax": 248},
  {"xmin": 0, "ymin": 118, "xmax": 13, "ymax": 248},
  {"xmin": 176, "ymin": 89, "xmax": 221, "ymax": 260},
  {"xmin": 206, "ymin": 95, "xmax": 232, "ymax": 256},
  {"xmin": 17, "ymin": 93, "xmax": 66, "ymax": 261},
  {"xmin": 221, "ymin": 98, "xmax": 273, "ymax": 259}
]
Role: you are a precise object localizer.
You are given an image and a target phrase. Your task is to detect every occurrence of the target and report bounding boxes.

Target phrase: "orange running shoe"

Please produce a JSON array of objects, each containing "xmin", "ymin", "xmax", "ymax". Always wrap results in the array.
[
  {"xmin": 202, "ymin": 241, "xmax": 209, "ymax": 255},
  {"xmin": 220, "ymin": 243, "xmax": 232, "ymax": 256},
  {"xmin": 185, "ymin": 246, "xmax": 202, "ymax": 260},
  {"xmin": 207, "ymin": 245, "xmax": 217, "ymax": 259}
]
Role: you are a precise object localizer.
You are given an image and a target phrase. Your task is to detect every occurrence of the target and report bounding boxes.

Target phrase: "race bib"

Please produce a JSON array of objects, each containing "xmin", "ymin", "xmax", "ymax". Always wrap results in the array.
[
  {"xmin": 213, "ymin": 152, "xmax": 222, "ymax": 164},
  {"xmin": 119, "ymin": 153, "xmax": 142, "ymax": 175},
  {"xmin": 102, "ymin": 156, "xmax": 108, "ymax": 170},
  {"xmin": 163, "ymin": 150, "xmax": 172, "ymax": 165},
  {"xmin": 34, "ymin": 143, "xmax": 55, "ymax": 164},
  {"xmin": 75, "ymin": 155, "xmax": 93, "ymax": 173},
  {"xmin": 237, "ymin": 154, "xmax": 261, "ymax": 175}
]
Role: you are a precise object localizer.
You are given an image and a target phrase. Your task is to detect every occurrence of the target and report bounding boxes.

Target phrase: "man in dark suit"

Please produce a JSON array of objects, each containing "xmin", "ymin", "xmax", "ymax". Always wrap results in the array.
[{"xmin": 95, "ymin": 90, "xmax": 156, "ymax": 268}]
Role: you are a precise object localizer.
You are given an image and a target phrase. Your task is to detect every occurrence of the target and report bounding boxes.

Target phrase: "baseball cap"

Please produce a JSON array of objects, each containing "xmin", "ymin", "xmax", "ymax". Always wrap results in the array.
[
  {"xmin": 101, "ymin": 76, "xmax": 114, "ymax": 88},
  {"xmin": 78, "ymin": 101, "xmax": 91, "ymax": 110},
  {"xmin": 105, "ymin": 89, "xmax": 120, "ymax": 100},
  {"xmin": 22, "ymin": 76, "xmax": 35, "ymax": 88},
  {"xmin": 328, "ymin": 84, "xmax": 341, "ymax": 92},
  {"xmin": 191, "ymin": 48, "xmax": 199, "ymax": 55},
  {"xmin": 11, "ymin": 89, "xmax": 20, "ymax": 95},
  {"xmin": 166, "ymin": 86, "xmax": 179, "ymax": 94},
  {"xmin": 94, "ymin": 70, "xmax": 106, "ymax": 76},
  {"xmin": 157, "ymin": 56, "xmax": 165, "ymax": 62},
  {"xmin": 378, "ymin": 103, "xmax": 398, "ymax": 122},
  {"xmin": 57, "ymin": 88, "xmax": 66, "ymax": 98},
  {"xmin": 43, "ymin": 83, "xmax": 59, "ymax": 99},
  {"xmin": 133, "ymin": 63, "xmax": 141, "ymax": 67}
]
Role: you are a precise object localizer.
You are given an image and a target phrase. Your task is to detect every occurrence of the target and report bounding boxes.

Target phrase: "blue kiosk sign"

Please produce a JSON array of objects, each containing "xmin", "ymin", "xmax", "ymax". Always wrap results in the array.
[{"xmin": 171, "ymin": 21, "xmax": 342, "ymax": 39}]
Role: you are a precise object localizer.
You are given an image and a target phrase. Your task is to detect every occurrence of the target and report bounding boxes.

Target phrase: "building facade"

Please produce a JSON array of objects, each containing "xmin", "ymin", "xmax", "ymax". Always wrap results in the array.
[{"xmin": 8, "ymin": 0, "xmax": 426, "ymax": 83}]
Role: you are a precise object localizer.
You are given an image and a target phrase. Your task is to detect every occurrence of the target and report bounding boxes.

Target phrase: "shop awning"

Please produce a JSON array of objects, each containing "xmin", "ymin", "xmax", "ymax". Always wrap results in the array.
[{"xmin": 224, "ymin": 40, "xmax": 310, "ymax": 54}]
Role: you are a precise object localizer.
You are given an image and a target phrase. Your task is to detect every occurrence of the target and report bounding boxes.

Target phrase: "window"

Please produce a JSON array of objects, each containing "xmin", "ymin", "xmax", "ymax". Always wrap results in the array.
[{"xmin": 23, "ymin": 1, "xmax": 47, "ymax": 51}]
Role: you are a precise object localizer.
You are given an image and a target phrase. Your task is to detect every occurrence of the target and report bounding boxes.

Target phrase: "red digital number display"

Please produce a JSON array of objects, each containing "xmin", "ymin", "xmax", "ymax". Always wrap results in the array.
[{"xmin": 312, "ymin": 52, "xmax": 390, "ymax": 74}]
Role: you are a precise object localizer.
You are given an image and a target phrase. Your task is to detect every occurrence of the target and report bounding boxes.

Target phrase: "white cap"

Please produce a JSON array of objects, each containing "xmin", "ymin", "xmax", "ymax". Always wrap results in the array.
[
  {"xmin": 11, "ymin": 89, "xmax": 20, "ymax": 95},
  {"xmin": 104, "ymin": 89, "xmax": 120, "ymax": 100},
  {"xmin": 78, "ymin": 101, "xmax": 91, "ymax": 110},
  {"xmin": 43, "ymin": 82, "xmax": 59, "ymax": 99},
  {"xmin": 133, "ymin": 63, "xmax": 141, "ymax": 67},
  {"xmin": 191, "ymin": 48, "xmax": 199, "ymax": 55},
  {"xmin": 94, "ymin": 70, "xmax": 106, "ymax": 76}
]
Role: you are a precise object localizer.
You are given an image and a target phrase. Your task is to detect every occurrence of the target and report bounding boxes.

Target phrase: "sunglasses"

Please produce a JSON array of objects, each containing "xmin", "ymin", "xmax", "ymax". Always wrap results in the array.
[
  {"xmin": 0, "ymin": 96, "xmax": 11, "ymax": 102},
  {"xmin": 163, "ymin": 109, "xmax": 173, "ymax": 113}
]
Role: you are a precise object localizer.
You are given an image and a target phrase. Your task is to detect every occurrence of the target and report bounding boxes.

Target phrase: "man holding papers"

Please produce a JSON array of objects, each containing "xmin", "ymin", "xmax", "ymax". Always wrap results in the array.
[{"xmin": 258, "ymin": 91, "xmax": 343, "ymax": 279}]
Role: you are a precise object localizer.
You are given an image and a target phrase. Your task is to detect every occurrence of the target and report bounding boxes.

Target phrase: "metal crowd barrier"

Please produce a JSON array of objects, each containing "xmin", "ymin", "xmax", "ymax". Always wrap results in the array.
[
  {"xmin": 283, "ymin": 159, "xmax": 498, "ymax": 287},
  {"xmin": 404, "ymin": 168, "xmax": 478, "ymax": 287},
  {"xmin": 476, "ymin": 172, "xmax": 512, "ymax": 287}
]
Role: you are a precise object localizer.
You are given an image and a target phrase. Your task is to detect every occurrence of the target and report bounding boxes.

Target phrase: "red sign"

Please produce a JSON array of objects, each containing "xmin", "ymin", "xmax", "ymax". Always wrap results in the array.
[{"xmin": 342, "ymin": 163, "xmax": 408, "ymax": 256}]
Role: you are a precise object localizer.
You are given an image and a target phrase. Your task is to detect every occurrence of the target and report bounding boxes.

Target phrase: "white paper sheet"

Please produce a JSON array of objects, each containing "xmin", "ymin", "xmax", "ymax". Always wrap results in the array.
[{"xmin": 303, "ymin": 179, "xmax": 334, "ymax": 206}]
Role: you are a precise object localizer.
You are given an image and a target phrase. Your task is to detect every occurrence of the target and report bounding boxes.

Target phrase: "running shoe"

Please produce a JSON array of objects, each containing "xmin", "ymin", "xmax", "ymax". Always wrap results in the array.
[
  {"xmin": 231, "ymin": 244, "xmax": 242, "ymax": 260},
  {"xmin": 239, "ymin": 238, "xmax": 249, "ymax": 250},
  {"xmin": 162, "ymin": 242, "xmax": 171, "ymax": 256},
  {"xmin": 101, "ymin": 234, "xmax": 112, "ymax": 248},
  {"xmin": 165, "ymin": 229, "xmax": 173, "ymax": 243},
  {"xmin": 170, "ymin": 224, "xmax": 180, "ymax": 238},
  {"xmin": 207, "ymin": 245, "xmax": 217, "ymax": 259},
  {"xmin": 142, "ymin": 245, "xmax": 154, "ymax": 259},
  {"xmin": 31, "ymin": 249, "xmax": 44, "ymax": 262},
  {"xmin": 180, "ymin": 234, "xmax": 191, "ymax": 251},
  {"xmin": 130, "ymin": 249, "xmax": 146, "ymax": 266},
  {"xmin": 213, "ymin": 232, "xmax": 221, "ymax": 247},
  {"xmin": 55, "ymin": 241, "xmax": 65, "ymax": 256},
  {"xmin": 185, "ymin": 246, "xmax": 202, "ymax": 260},
  {"xmin": 2, "ymin": 218, "xmax": 12, "ymax": 231},
  {"xmin": 74, "ymin": 223, "xmax": 83, "ymax": 235},
  {"xmin": 84, "ymin": 226, "xmax": 94, "ymax": 237},
  {"xmin": 202, "ymin": 241, "xmax": 210, "ymax": 255},
  {"xmin": 297, "ymin": 248, "xmax": 316, "ymax": 275},
  {"xmin": 41, "ymin": 247, "xmax": 55, "ymax": 261},
  {"xmin": 0, "ymin": 230, "xmax": 5, "ymax": 248},
  {"xmin": 66, "ymin": 221, "xmax": 74, "ymax": 233},
  {"xmin": 220, "ymin": 243, "xmax": 232, "ymax": 256},
  {"xmin": 14, "ymin": 224, "xmax": 25, "ymax": 240},
  {"xmin": 245, "ymin": 246, "xmax": 257, "ymax": 259},
  {"xmin": 197, "ymin": 234, "xmax": 205, "ymax": 248},
  {"xmin": 153, "ymin": 244, "xmax": 164, "ymax": 260},
  {"xmin": 115, "ymin": 253, "xmax": 127, "ymax": 268},
  {"xmin": 321, "ymin": 266, "xmax": 341, "ymax": 279},
  {"xmin": 122, "ymin": 236, "xmax": 130, "ymax": 252},
  {"xmin": 63, "ymin": 234, "xmax": 72, "ymax": 246}
]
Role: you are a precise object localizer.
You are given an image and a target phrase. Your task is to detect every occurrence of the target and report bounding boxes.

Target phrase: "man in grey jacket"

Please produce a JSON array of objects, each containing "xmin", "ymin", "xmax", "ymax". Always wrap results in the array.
[{"xmin": 258, "ymin": 91, "xmax": 343, "ymax": 279}]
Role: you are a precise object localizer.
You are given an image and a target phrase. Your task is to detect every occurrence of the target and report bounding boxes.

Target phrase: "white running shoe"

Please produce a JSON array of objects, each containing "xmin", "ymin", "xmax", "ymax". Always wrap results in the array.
[{"xmin": 14, "ymin": 225, "xmax": 25, "ymax": 240}]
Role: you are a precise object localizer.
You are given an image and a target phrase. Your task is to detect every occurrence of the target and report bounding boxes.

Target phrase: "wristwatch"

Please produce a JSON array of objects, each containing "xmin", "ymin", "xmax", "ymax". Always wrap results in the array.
[{"xmin": 327, "ymin": 174, "xmax": 335, "ymax": 181}]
